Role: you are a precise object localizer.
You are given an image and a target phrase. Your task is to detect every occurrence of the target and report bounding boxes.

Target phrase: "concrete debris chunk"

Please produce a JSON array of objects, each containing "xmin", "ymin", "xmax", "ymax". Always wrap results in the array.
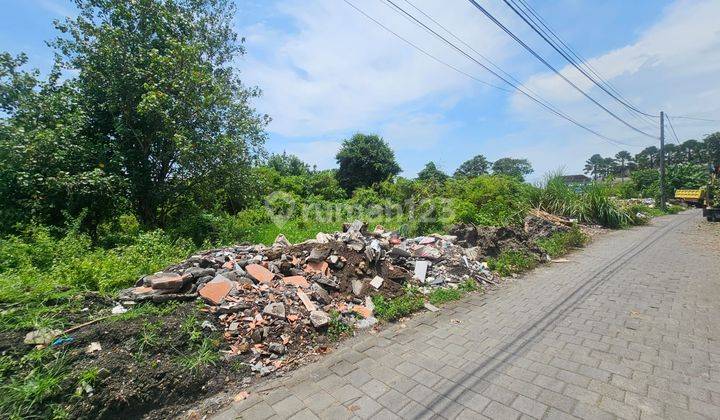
[
  {"xmin": 297, "ymin": 290, "xmax": 317, "ymax": 312},
  {"xmin": 414, "ymin": 261, "xmax": 429, "ymax": 282},
  {"xmin": 310, "ymin": 310, "xmax": 330, "ymax": 328},
  {"xmin": 315, "ymin": 232, "xmax": 334, "ymax": 243},
  {"xmin": 307, "ymin": 247, "xmax": 330, "ymax": 263},
  {"xmin": 352, "ymin": 279, "xmax": 365, "ymax": 296},
  {"xmin": 263, "ymin": 302, "xmax": 286, "ymax": 319},
  {"xmin": 370, "ymin": 276, "xmax": 384, "ymax": 289},
  {"xmin": 310, "ymin": 283, "xmax": 331, "ymax": 303},
  {"xmin": 314, "ymin": 275, "xmax": 339, "ymax": 289},
  {"xmin": 268, "ymin": 343, "xmax": 286, "ymax": 355},
  {"xmin": 356, "ymin": 317, "xmax": 377, "ymax": 329},
  {"xmin": 424, "ymin": 302, "xmax": 439, "ymax": 312},
  {"xmin": 24, "ymin": 328, "xmax": 62, "ymax": 346},
  {"xmin": 273, "ymin": 234, "xmax": 291, "ymax": 248}
]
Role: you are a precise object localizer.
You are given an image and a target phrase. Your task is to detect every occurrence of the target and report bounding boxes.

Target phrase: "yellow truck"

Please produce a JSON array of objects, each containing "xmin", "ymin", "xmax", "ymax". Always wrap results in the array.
[{"xmin": 674, "ymin": 189, "xmax": 705, "ymax": 208}]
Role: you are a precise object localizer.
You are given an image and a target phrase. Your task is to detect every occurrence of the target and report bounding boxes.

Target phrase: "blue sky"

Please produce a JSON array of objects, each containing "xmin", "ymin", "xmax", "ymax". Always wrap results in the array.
[{"xmin": 3, "ymin": 0, "xmax": 720, "ymax": 180}]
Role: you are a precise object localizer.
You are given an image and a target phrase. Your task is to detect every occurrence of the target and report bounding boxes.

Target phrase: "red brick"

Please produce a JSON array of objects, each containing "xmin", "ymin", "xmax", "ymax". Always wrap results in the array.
[
  {"xmin": 353, "ymin": 305, "xmax": 373, "ymax": 319},
  {"xmin": 283, "ymin": 275, "xmax": 309, "ymax": 288},
  {"xmin": 304, "ymin": 261, "xmax": 329, "ymax": 276},
  {"xmin": 199, "ymin": 279, "xmax": 233, "ymax": 305},
  {"xmin": 147, "ymin": 273, "xmax": 183, "ymax": 291},
  {"xmin": 246, "ymin": 264, "xmax": 275, "ymax": 284}
]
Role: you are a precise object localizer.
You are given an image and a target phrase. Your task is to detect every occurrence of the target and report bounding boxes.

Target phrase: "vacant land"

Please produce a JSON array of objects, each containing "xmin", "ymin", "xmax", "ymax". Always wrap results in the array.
[{"xmin": 218, "ymin": 210, "xmax": 720, "ymax": 420}]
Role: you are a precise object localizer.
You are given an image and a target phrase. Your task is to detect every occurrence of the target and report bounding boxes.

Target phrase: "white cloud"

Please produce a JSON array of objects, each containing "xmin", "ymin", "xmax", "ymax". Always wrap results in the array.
[
  {"xmin": 34, "ymin": 0, "xmax": 73, "ymax": 17},
  {"xmin": 239, "ymin": 0, "xmax": 515, "ymax": 140},
  {"xmin": 268, "ymin": 140, "xmax": 341, "ymax": 171},
  {"xmin": 509, "ymin": 0, "xmax": 720, "ymax": 177}
]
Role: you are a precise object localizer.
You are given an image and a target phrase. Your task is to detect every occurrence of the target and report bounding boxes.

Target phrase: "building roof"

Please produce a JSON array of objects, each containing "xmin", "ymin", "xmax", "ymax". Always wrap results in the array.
[{"xmin": 560, "ymin": 175, "xmax": 592, "ymax": 183}]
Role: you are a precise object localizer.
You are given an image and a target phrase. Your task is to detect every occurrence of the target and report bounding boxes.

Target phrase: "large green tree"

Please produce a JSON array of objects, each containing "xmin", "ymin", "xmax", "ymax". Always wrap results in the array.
[
  {"xmin": 0, "ymin": 53, "xmax": 125, "ymax": 231},
  {"xmin": 635, "ymin": 146, "xmax": 658, "ymax": 169},
  {"xmin": 52, "ymin": 0, "xmax": 268, "ymax": 227},
  {"xmin": 417, "ymin": 162, "xmax": 448, "ymax": 183},
  {"xmin": 584, "ymin": 154, "xmax": 604, "ymax": 179},
  {"xmin": 705, "ymin": 132, "xmax": 720, "ymax": 166},
  {"xmin": 615, "ymin": 150, "xmax": 632, "ymax": 179},
  {"xmin": 266, "ymin": 152, "xmax": 310, "ymax": 176},
  {"xmin": 492, "ymin": 157, "xmax": 533, "ymax": 181},
  {"xmin": 335, "ymin": 133, "xmax": 401, "ymax": 192},
  {"xmin": 454, "ymin": 154, "xmax": 490, "ymax": 178}
]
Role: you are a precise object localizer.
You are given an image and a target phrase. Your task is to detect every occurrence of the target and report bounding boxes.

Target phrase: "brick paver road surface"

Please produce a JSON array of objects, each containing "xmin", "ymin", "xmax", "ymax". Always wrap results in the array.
[{"xmin": 213, "ymin": 210, "xmax": 720, "ymax": 419}]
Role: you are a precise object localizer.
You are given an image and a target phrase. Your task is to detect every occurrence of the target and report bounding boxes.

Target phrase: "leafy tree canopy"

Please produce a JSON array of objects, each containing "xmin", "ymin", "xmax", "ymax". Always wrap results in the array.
[
  {"xmin": 335, "ymin": 133, "xmax": 401, "ymax": 192},
  {"xmin": 266, "ymin": 152, "xmax": 310, "ymax": 176},
  {"xmin": 417, "ymin": 162, "xmax": 448, "ymax": 183},
  {"xmin": 49, "ymin": 0, "xmax": 269, "ymax": 227},
  {"xmin": 492, "ymin": 157, "xmax": 533, "ymax": 181},
  {"xmin": 454, "ymin": 154, "xmax": 490, "ymax": 178}
]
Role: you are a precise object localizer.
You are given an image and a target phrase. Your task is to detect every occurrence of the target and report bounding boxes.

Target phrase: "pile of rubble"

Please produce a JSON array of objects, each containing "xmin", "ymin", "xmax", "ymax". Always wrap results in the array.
[
  {"xmin": 116, "ymin": 212, "xmax": 575, "ymax": 372},
  {"xmin": 117, "ymin": 221, "xmax": 501, "ymax": 369}
]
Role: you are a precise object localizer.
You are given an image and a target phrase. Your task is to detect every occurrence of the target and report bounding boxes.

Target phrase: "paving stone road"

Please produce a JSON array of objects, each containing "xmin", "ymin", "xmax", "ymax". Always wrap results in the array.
[{"xmin": 213, "ymin": 210, "xmax": 720, "ymax": 419}]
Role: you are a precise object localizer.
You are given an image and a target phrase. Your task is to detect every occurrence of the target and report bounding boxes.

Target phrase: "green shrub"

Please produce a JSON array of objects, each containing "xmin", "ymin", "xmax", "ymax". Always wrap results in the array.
[
  {"xmin": 372, "ymin": 287, "xmax": 424, "ymax": 321},
  {"xmin": 487, "ymin": 250, "xmax": 538, "ymax": 276},
  {"xmin": 536, "ymin": 226, "xmax": 588, "ymax": 258},
  {"xmin": 0, "ymin": 227, "xmax": 192, "ymax": 331},
  {"xmin": 580, "ymin": 183, "xmax": 630, "ymax": 228},
  {"xmin": 427, "ymin": 280, "xmax": 479, "ymax": 305},
  {"xmin": 327, "ymin": 311, "xmax": 353, "ymax": 341}
]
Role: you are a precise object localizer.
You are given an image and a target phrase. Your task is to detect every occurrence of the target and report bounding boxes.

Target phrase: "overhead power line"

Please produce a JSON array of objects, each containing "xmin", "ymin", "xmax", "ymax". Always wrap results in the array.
[
  {"xmin": 665, "ymin": 114, "xmax": 682, "ymax": 146},
  {"xmin": 376, "ymin": 0, "xmax": 639, "ymax": 147},
  {"xmin": 505, "ymin": 0, "xmax": 658, "ymax": 122},
  {"xmin": 465, "ymin": 0, "xmax": 658, "ymax": 139},
  {"xmin": 341, "ymin": 0, "xmax": 509, "ymax": 93},
  {"xmin": 670, "ymin": 115, "xmax": 720, "ymax": 123}
]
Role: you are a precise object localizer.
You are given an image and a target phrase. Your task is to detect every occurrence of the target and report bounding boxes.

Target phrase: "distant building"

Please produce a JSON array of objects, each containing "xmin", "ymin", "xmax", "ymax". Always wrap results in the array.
[{"xmin": 560, "ymin": 175, "xmax": 592, "ymax": 185}]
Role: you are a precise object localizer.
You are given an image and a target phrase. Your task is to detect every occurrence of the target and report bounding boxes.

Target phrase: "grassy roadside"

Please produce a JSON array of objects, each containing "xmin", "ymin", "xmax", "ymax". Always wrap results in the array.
[{"xmin": 0, "ymin": 204, "xmax": 685, "ymax": 418}]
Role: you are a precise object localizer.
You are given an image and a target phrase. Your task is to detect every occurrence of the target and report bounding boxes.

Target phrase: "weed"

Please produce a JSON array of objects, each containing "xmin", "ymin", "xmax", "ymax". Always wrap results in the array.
[
  {"xmin": 536, "ymin": 227, "xmax": 588, "ymax": 258},
  {"xmin": 74, "ymin": 367, "xmax": 100, "ymax": 398},
  {"xmin": 180, "ymin": 312, "xmax": 202, "ymax": 343},
  {"xmin": 327, "ymin": 311, "xmax": 353, "ymax": 341},
  {"xmin": 136, "ymin": 322, "xmax": 161, "ymax": 355},
  {"xmin": 110, "ymin": 301, "xmax": 179, "ymax": 323},
  {"xmin": 428, "ymin": 288, "xmax": 462, "ymax": 305},
  {"xmin": 458, "ymin": 278, "xmax": 480, "ymax": 293},
  {"xmin": 372, "ymin": 287, "xmax": 424, "ymax": 321},
  {"xmin": 0, "ymin": 352, "xmax": 69, "ymax": 419},
  {"xmin": 487, "ymin": 250, "xmax": 538, "ymax": 276},
  {"xmin": 175, "ymin": 338, "xmax": 219, "ymax": 371},
  {"xmin": 427, "ymin": 279, "xmax": 480, "ymax": 305},
  {"xmin": 0, "ymin": 355, "xmax": 14, "ymax": 379}
]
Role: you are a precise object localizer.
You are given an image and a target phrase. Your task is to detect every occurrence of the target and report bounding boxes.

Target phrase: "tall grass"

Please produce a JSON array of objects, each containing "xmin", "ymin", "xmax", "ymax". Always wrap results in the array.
[{"xmin": 531, "ymin": 173, "xmax": 632, "ymax": 228}]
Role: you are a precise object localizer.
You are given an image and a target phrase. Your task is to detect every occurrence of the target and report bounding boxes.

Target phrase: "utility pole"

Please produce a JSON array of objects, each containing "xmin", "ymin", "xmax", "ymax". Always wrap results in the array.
[{"xmin": 659, "ymin": 111, "xmax": 666, "ymax": 211}]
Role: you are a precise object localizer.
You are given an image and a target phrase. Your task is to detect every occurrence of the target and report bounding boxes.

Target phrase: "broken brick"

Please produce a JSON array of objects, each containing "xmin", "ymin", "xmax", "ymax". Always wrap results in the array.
[
  {"xmin": 146, "ymin": 273, "xmax": 183, "ymax": 291},
  {"xmin": 304, "ymin": 261, "xmax": 329, "ymax": 276},
  {"xmin": 246, "ymin": 263, "xmax": 275, "ymax": 284},
  {"xmin": 199, "ymin": 277, "xmax": 233, "ymax": 305},
  {"xmin": 353, "ymin": 305, "xmax": 372, "ymax": 319},
  {"xmin": 283, "ymin": 275, "xmax": 309, "ymax": 288}
]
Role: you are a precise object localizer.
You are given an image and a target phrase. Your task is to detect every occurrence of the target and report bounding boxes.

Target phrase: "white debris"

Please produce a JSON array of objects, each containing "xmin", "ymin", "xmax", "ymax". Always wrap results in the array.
[{"xmin": 111, "ymin": 304, "xmax": 128, "ymax": 314}]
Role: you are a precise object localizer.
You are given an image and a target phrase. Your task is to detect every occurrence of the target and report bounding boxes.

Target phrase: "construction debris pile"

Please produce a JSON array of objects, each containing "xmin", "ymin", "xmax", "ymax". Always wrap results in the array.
[{"xmin": 118, "ymin": 214, "xmax": 570, "ymax": 370}]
